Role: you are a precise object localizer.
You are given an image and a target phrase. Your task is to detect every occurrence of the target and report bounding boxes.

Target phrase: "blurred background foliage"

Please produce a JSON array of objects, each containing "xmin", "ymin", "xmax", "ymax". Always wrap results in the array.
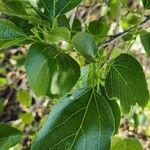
[{"xmin": 0, "ymin": 0, "xmax": 150, "ymax": 149}]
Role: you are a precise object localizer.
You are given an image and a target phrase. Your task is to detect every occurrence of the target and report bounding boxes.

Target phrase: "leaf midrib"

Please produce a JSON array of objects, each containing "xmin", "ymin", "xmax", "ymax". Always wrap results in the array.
[
  {"xmin": 69, "ymin": 89, "xmax": 94, "ymax": 150},
  {"xmin": 111, "ymin": 65, "xmax": 137, "ymax": 111}
]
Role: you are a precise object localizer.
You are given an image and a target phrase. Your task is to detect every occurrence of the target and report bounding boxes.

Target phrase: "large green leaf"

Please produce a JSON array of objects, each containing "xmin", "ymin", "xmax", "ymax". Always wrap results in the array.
[
  {"xmin": 72, "ymin": 32, "xmax": 97, "ymax": 62},
  {"xmin": 140, "ymin": 31, "xmax": 150, "ymax": 56},
  {"xmin": 25, "ymin": 42, "xmax": 80, "ymax": 98},
  {"xmin": 31, "ymin": 88, "xmax": 115, "ymax": 150},
  {"xmin": 0, "ymin": 19, "xmax": 27, "ymax": 50},
  {"xmin": 38, "ymin": 0, "xmax": 81, "ymax": 18},
  {"xmin": 142, "ymin": 0, "xmax": 150, "ymax": 9},
  {"xmin": 0, "ymin": 123, "xmax": 22, "ymax": 150},
  {"xmin": 105, "ymin": 54, "xmax": 149, "ymax": 113}
]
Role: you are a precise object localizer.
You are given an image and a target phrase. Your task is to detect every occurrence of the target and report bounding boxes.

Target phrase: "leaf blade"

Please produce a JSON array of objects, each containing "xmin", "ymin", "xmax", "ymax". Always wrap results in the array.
[
  {"xmin": 25, "ymin": 42, "xmax": 80, "ymax": 98},
  {"xmin": 31, "ymin": 88, "xmax": 115, "ymax": 150},
  {"xmin": 0, "ymin": 19, "xmax": 27, "ymax": 50},
  {"xmin": 72, "ymin": 32, "xmax": 97, "ymax": 62},
  {"xmin": 0, "ymin": 123, "xmax": 22, "ymax": 150},
  {"xmin": 105, "ymin": 54, "xmax": 149, "ymax": 113},
  {"xmin": 100, "ymin": 85, "xmax": 121, "ymax": 134},
  {"xmin": 38, "ymin": 0, "xmax": 81, "ymax": 17},
  {"xmin": 140, "ymin": 31, "xmax": 150, "ymax": 56}
]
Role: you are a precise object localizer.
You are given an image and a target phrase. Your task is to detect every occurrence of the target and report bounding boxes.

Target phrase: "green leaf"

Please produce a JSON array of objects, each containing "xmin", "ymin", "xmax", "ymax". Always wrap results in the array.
[
  {"xmin": 0, "ymin": 77, "xmax": 7, "ymax": 87},
  {"xmin": 57, "ymin": 15, "xmax": 70, "ymax": 29},
  {"xmin": 20, "ymin": 113, "xmax": 34, "ymax": 125},
  {"xmin": 25, "ymin": 42, "xmax": 80, "ymax": 98},
  {"xmin": 142, "ymin": 0, "xmax": 150, "ymax": 9},
  {"xmin": 100, "ymin": 85, "xmax": 121, "ymax": 134},
  {"xmin": 9, "ymin": 16, "xmax": 33, "ymax": 36},
  {"xmin": 0, "ymin": 0, "xmax": 49, "ymax": 26},
  {"xmin": 0, "ymin": 0, "xmax": 28, "ymax": 15},
  {"xmin": 122, "ymin": 33, "xmax": 133, "ymax": 41},
  {"xmin": 72, "ymin": 32, "xmax": 97, "ymax": 62},
  {"xmin": 111, "ymin": 137, "xmax": 143, "ymax": 150},
  {"xmin": 88, "ymin": 18, "xmax": 109, "ymax": 38},
  {"xmin": 105, "ymin": 54, "xmax": 149, "ymax": 113},
  {"xmin": 111, "ymin": 137, "xmax": 126, "ymax": 150},
  {"xmin": 124, "ymin": 138, "xmax": 143, "ymax": 150},
  {"xmin": 107, "ymin": 0, "xmax": 118, "ymax": 20},
  {"xmin": 140, "ymin": 31, "xmax": 150, "ymax": 56},
  {"xmin": 0, "ymin": 19, "xmax": 27, "ymax": 50},
  {"xmin": 17, "ymin": 90, "xmax": 32, "ymax": 107},
  {"xmin": 0, "ymin": 123, "xmax": 22, "ymax": 150},
  {"xmin": 38, "ymin": 0, "xmax": 81, "ymax": 18},
  {"xmin": 43, "ymin": 27, "xmax": 71, "ymax": 44},
  {"xmin": 31, "ymin": 88, "xmax": 115, "ymax": 150},
  {"xmin": 126, "ymin": 13, "xmax": 139, "ymax": 25},
  {"xmin": 71, "ymin": 18, "xmax": 82, "ymax": 37}
]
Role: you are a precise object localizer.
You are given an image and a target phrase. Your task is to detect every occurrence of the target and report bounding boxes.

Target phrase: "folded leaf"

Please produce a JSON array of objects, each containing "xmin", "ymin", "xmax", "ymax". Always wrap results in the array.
[
  {"xmin": 72, "ymin": 32, "xmax": 97, "ymax": 62},
  {"xmin": 25, "ymin": 42, "xmax": 80, "ymax": 98},
  {"xmin": 105, "ymin": 54, "xmax": 149, "ymax": 113},
  {"xmin": 0, "ymin": 123, "xmax": 22, "ymax": 150},
  {"xmin": 0, "ymin": 19, "xmax": 27, "ymax": 50},
  {"xmin": 31, "ymin": 88, "xmax": 115, "ymax": 150}
]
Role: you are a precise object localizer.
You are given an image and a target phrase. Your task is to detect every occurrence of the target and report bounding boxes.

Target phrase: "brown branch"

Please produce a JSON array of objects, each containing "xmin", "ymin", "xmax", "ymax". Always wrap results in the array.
[{"xmin": 97, "ymin": 15, "xmax": 150, "ymax": 49}]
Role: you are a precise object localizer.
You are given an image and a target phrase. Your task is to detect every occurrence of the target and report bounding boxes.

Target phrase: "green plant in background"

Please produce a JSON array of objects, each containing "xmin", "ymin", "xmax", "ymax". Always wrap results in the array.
[{"xmin": 0, "ymin": 0, "xmax": 150, "ymax": 150}]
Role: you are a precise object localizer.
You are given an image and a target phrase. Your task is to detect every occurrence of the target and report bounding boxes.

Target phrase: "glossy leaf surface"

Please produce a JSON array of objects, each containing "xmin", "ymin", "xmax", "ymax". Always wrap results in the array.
[
  {"xmin": 105, "ymin": 54, "xmax": 149, "ymax": 113},
  {"xmin": 31, "ymin": 88, "xmax": 115, "ymax": 150},
  {"xmin": 25, "ymin": 42, "xmax": 80, "ymax": 98}
]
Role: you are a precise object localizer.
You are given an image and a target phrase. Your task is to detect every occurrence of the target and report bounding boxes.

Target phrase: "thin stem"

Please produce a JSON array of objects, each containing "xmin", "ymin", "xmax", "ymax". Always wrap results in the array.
[{"xmin": 97, "ymin": 15, "xmax": 150, "ymax": 49}]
